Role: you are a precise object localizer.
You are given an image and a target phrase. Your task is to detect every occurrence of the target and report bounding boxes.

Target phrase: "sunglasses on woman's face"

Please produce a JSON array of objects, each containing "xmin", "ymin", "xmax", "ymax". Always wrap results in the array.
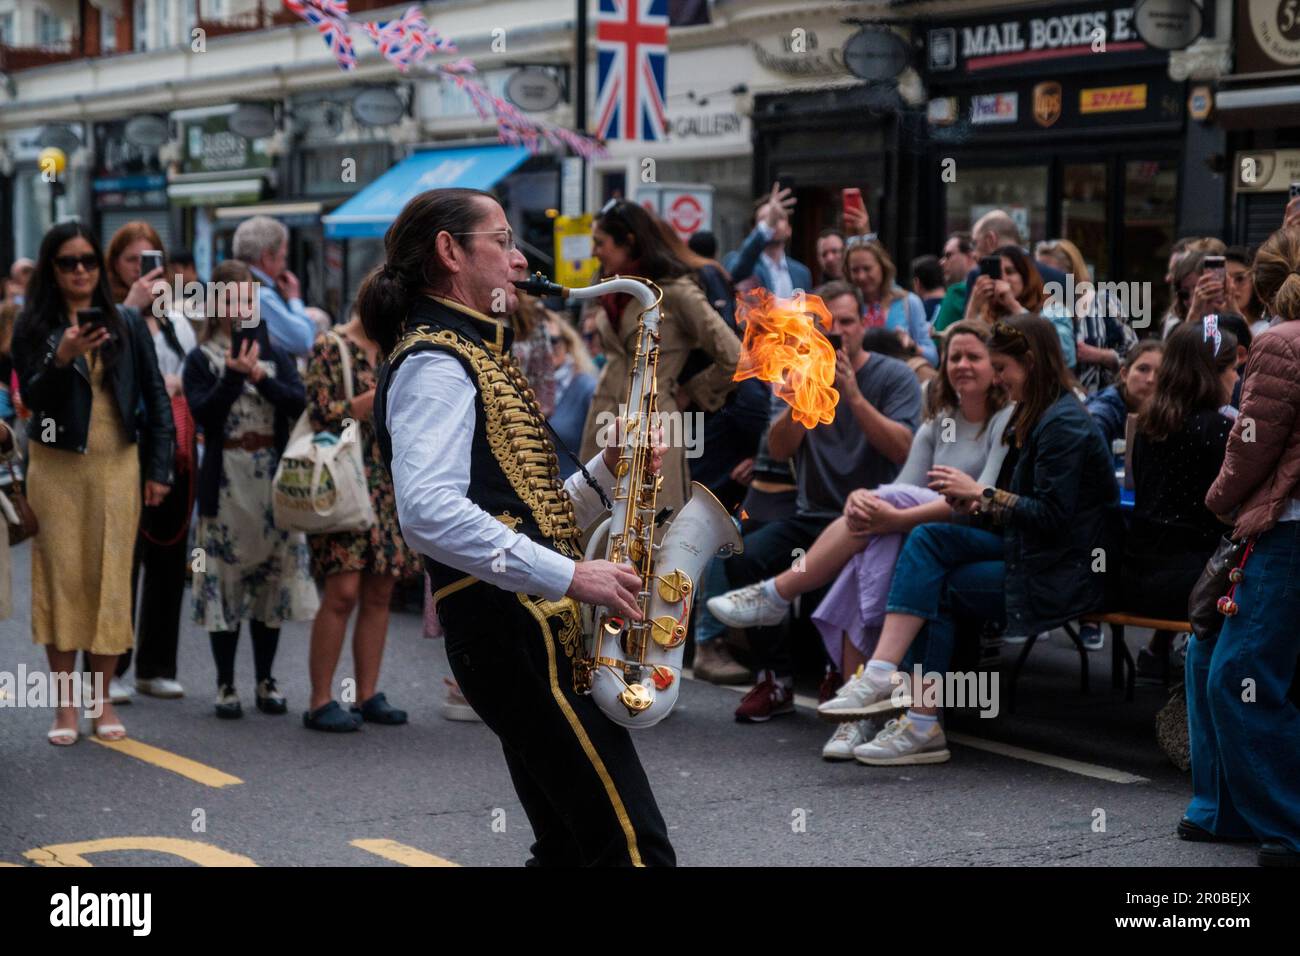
[{"xmin": 54, "ymin": 254, "xmax": 100, "ymax": 274}]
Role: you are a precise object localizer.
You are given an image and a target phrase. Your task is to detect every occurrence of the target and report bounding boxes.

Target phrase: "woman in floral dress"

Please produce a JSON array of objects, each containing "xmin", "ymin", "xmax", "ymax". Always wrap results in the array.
[
  {"xmin": 182, "ymin": 260, "xmax": 319, "ymax": 719},
  {"xmin": 302, "ymin": 314, "xmax": 418, "ymax": 731}
]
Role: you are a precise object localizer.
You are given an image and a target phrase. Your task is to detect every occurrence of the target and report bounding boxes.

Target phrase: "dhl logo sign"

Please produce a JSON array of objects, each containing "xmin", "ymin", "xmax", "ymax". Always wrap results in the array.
[{"xmin": 1079, "ymin": 84, "xmax": 1147, "ymax": 114}]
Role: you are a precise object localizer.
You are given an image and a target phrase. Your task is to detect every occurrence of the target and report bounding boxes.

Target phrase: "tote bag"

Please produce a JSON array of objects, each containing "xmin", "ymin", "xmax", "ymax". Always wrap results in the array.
[{"xmin": 272, "ymin": 330, "xmax": 376, "ymax": 534}]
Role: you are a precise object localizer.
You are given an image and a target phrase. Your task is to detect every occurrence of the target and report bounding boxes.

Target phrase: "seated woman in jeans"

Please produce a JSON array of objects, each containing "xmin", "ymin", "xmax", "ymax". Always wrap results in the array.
[
  {"xmin": 706, "ymin": 321, "xmax": 1012, "ymax": 759},
  {"xmin": 819, "ymin": 313, "xmax": 1117, "ymax": 765}
]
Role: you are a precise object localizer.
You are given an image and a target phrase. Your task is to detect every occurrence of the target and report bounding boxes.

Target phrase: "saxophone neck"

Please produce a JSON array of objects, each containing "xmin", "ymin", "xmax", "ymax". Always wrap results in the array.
[{"xmin": 515, "ymin": 273, "xmax": 662, "ymax": 311}]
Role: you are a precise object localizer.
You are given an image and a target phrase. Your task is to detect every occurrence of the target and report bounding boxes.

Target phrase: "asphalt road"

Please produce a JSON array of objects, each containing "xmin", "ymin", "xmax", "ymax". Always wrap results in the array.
[{"xmin": 0, "ymin": 541, "xmax": 1258, "ymax": 868}]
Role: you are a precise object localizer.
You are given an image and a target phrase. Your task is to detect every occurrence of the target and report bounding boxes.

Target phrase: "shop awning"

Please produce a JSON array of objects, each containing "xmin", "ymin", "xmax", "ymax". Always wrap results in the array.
[
  {"xmin": 322, "ymin": 145, "xmax": 531, "ymax": 239},
  {"xmin": 168, "ymin": 178, "xmax": 265, "ymax": 208}
]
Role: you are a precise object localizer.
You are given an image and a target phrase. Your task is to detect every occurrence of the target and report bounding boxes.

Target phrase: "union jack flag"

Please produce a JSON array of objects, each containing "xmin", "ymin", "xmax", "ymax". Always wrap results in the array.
[
  {"xmin": 361, "ymin": 6, "xmax": 455, "ymax": 71},
  {"xmin": 595, "ymin": 0, "xmax": 668, "ymax": 141},
  {"xmin": 284, "ymin": 0, "xmax": 356, "ymax": 71}
]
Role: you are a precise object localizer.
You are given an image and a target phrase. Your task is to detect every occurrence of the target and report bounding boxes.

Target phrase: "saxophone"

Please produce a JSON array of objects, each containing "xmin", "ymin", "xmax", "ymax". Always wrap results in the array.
[{"xmin": 514, "ymin": 272, "xmax": 743, "ymax": 728}]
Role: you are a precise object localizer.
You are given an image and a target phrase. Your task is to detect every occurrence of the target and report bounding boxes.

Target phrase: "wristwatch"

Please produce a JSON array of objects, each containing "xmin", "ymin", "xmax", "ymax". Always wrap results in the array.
[{"xmin": 981, "ymin": 486, "xmax": 996, "ymax": 501}]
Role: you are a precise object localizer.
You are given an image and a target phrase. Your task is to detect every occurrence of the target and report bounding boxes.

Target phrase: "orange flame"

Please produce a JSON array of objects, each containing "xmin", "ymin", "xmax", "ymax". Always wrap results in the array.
[{"xmin": 734, "ymin": 288, "xmax": 839, "ymax": 428}]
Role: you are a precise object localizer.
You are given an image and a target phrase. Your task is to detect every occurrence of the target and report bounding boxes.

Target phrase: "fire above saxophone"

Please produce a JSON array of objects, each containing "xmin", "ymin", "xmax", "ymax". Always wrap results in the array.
[{"xmin": 734, "ymin": 288, "xmax": 840, "ymax": 428}]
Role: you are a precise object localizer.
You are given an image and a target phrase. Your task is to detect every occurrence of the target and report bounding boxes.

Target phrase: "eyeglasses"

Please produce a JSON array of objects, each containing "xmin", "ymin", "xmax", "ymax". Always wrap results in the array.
[
  {"xmin": 54, "ymin": 254, "xmax": 99, "ymax": 274},
  {"xmin": 452, "ymin": 228, "xmax": 516, "ymax": 251}
]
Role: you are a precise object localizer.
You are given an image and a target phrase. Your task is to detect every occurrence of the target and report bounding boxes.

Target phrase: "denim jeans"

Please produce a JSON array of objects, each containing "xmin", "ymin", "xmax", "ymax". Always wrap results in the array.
[
  {"xmin": 884, "ymin": 523, "xmax": 1006, "ymax": 675},
  {"xmin": 1184, "ymin": 521, "xmax": 1300, "ymax": 851}
]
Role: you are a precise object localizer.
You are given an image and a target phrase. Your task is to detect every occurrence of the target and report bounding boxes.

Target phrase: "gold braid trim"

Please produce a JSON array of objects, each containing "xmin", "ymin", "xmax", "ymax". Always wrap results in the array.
[{"xmin": 393, "ymin": 329, "xmax": 582, "ymax": 556}]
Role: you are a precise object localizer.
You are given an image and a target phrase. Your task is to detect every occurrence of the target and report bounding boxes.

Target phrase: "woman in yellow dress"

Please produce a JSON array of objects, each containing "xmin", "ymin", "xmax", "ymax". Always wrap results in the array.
[{"xmin": 12, "ymin": 223, "xmax": 175, "ymax": 745}]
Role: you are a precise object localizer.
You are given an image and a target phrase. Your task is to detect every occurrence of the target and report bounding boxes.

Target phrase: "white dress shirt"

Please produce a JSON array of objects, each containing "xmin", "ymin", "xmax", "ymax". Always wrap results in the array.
[
  {"xmin": 387, "ymin": 349, "xmax": 616, "ymax": 602},
  {"xmin": 754, "ymin": 221, "xmax": 794, "ymax": 297}
]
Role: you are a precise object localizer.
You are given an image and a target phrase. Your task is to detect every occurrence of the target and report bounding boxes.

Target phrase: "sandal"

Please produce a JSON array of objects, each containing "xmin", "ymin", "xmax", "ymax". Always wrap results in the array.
[
  {"xmin": 47, "ymin": 726, "xmax": 79, "ymax": 746},
  {"xmin": 351, "ymin": 692, "xmax": 408, "ymax": 726},
  {"xmin": 303, "ymin": 700, "xmax": 362, "ymax": 732},
  {"xmin": 93, "ymin": 721, "xmax": 127, "ymax": 742}
]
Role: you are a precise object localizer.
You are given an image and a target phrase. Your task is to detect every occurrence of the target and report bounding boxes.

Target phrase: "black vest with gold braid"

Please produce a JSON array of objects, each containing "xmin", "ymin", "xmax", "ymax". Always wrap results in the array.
[{"xmin": 374, "ymin": 295, "xmax": 583, "ymax": 599}]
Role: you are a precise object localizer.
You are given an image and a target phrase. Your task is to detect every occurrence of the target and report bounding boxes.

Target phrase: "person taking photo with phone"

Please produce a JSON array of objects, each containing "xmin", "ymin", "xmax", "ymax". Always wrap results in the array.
[
  {"xmin": 12, "ymin": 222, "xmax": 175, "ymax": 746},
  {"xmin": 105, "ymin": 222, "xmax": 198, "ymax": 704}
]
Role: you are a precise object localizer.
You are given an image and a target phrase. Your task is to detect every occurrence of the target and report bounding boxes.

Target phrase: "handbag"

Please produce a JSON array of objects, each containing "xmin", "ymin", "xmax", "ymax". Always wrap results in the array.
[
  {"xmin": 1, "ymin": 460, "xmax": 38, "ymax": 545},
  {"xmin": 272, "ymin": 330, "xmax": 376, "ymax": 534},
  {"xmin": 1187, "ymin": 535, "xmax": 1254, "ymax": 641},
  {"xmin": 140, "ymin": 392, "xmax": 197, "ymax": 547}
]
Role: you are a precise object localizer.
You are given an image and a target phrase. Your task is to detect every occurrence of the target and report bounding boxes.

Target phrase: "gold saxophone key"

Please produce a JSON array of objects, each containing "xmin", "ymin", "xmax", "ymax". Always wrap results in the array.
[
  {"xmin": 651, "ymin": 615, "xmax": 685, "ymax": 648},
  {"xmin": 657, "ymin": 569, "xmax": 692, "ymax": 603},
  {"xmin": 619, "ymin": 683, "xmax": 654, "ymax": 715}
]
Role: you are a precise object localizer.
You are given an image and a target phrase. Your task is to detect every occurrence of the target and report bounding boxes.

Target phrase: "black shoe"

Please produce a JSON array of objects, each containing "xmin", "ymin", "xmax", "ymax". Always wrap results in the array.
[
  {"xmin": 255, "ymin": 678, "xmax": 287, "ymax": 715},
  {"xmin": 1259, "ymin": 842, "xmax": 1300, "ymax": 867},
  {"xmin": 215, "ymin": 685, "xmax": 242, "ymax": 720},
  {"xmin": 1176, "ymin": 817, "xmax": 1254, "ymax": 843},
  {"xmin": 351, "ymin": 692, "xmax": 408, "ymax": 725},
  {"xmin": 303, "ymin": 700, "xmax": 362, "ymax": 732}
]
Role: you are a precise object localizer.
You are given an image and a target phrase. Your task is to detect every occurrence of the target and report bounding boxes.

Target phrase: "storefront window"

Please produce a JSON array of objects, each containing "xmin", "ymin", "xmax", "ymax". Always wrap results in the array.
[
  {"xmin": 1124, "ymin": 157, "xmax": 1177, "ymax": 302},
  {"xmin": 944, "ymin": 165, "xmax": 1048, "ymax": 247},
  {"xmin": 1061, "ymin": 163, "xmax": 1108, "ymax": 280}
]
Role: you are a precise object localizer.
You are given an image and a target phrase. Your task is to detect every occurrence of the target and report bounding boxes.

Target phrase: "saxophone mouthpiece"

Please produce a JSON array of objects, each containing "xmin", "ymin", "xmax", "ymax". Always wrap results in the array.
[{"xmin": 513, "ymin": 272, "xmax": 567, "ymax": 298}]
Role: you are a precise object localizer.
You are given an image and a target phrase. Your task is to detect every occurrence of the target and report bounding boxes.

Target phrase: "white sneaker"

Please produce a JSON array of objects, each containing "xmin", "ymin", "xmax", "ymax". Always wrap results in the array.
[
  {"xmin": 817, "ymin": 666, "xmax": 909, "ymax": 721},
  {"xmin": 109, "ymin": 677, "xmax": 133, "ymax": 705},
  {"xmin": 706, "ymin": 582, "xmax": 790, "ymax": 629},
  {"xmin": 441, "ymin": 678, "xmax": 481, "ymax": 722},
  {"xmin": 136, "ymin": 677, "xmax": 184, "ymax": 699},
  {"xmin": 853, "ymin": 716, "xmax": 950, "ymax": 765},
  {"xmin": 821, "ymin": 719, "xmax": 880, "ymax": 761}
]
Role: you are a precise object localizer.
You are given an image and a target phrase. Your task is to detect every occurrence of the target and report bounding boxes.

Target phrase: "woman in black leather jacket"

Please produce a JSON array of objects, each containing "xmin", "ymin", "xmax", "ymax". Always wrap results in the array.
[{"xmin": 11, "ymin": 221, "xmax": 174, "ymax": 745}]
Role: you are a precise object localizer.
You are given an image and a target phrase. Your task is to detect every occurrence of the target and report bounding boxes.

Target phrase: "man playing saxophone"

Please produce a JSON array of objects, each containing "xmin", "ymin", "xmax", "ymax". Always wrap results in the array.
[{"xmin": 365, "ymin": 188, "xmax": 675, "ymax": 867}]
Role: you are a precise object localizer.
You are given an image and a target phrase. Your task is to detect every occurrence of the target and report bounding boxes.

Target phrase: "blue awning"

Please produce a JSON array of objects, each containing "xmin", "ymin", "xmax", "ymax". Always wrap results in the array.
[{"xmin": 322, "ymin": 145, "xmax": 531, "ymax": 239}]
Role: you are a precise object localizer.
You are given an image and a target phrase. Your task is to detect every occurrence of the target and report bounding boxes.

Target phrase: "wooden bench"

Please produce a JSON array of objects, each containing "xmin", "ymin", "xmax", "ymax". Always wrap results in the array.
[{"xmin": 1007, "ymin": 612, "xmax": 1192, "ymax": 711}]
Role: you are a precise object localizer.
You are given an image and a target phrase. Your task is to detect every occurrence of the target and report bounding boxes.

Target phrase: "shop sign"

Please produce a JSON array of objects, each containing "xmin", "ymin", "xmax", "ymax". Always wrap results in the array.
[
  {"xmin": 842, "ymin": 26, "xmax": 910, "ymax": 81},
  {"xmin": 1133, "ymin": 0, "xmax": 1203, "ymax": 51},
  {"xmin": 927, "ymin": 97, "xmax": 959, "ymax": 126},
  {"xmin": 971, "ymin": 92, "xmax": 1018, "ymax": 124},
  {"xmin": 352, "ymin": 87, "xmax": 405, "ymax": 127},
  {"xmin": 670, "ymin": 112, "xmax": 742, "ymax": 139},
  {"xmin": 636, "ymin": 183, "xmax": 713, "ymax": 240},
  {"xmin": 1033, "ymin": 82, "xmax": 1062, "ymax": 126},
  {"xmin": 1235, "ymin": 149, "xmax": 1300, "ymax": 193},
  {"xmin": 1237, "ymin": 0, "xmax": 1300, "ymax": 73},
  {"xmin": 505, "ymin": 69, "xmax": 562, "ymax": 113},
  {"xmin": 182, "ymin": 115, "xmax": 272, "ymax": 174},
  {"xmin": 124, "ymin": 115, "xmax": 169, "ymax": 149},
  {"xmin": 96, "ymin": 119, "xmax": 165, "ymax": 179},
  {"xmin": 751, "ymin": 26, "xmax": 853, "ymax": 77},
  {"xmin": 922, "ymin": 1, "xmax": 1163, "ymax": 78},
  {"xmin": 554, "ymin": 214, "xmax": 600, "ymax": 288},
  {"xmin": 1080, "ymin": 84, "xmax": 1147, "ymax": 113},
  {"xmin": 229, "ymin": 103, "xmax": 277, "ymax": 140}
]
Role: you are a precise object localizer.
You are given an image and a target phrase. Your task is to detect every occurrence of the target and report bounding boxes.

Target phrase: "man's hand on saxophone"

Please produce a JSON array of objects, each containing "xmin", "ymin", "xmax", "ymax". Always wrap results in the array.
[{"xmin": 567, "ymin": 560, "xmax": 644, "ymax": 621}]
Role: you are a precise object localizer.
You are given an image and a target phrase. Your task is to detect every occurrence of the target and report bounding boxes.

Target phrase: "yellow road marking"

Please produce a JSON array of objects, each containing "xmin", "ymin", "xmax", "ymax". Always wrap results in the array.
[
  {"xmin": 89, "ymin": 737, "xmax": 243, "ymax": 788},
  {"xmin": 350, "ymin": 839, "xmax": 459, "ymax": 867},
  {"xmin": 24, "ymin": 837, "xmax": 257, "ymax": 867}
]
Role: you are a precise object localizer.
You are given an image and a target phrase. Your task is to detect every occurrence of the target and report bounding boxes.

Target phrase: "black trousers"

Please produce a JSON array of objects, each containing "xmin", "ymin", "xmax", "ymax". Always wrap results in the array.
[
  {"xmin": 438, "ymin": 581, "xmax": 676, "ymax": 867},
  {"xmin": 120, "ymin": 529, "xmax": 189, "ymax": 680}
]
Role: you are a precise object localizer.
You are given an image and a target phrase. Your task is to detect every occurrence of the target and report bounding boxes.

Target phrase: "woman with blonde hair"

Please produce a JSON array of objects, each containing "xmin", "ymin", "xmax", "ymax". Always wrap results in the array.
[
  {"xmin": 1036, "ymin": 238, "xmax": 1136, "ymax": 393},
  {"xmin": 843, "ymin": 238, "xmax": 938, "ymax": 366}
]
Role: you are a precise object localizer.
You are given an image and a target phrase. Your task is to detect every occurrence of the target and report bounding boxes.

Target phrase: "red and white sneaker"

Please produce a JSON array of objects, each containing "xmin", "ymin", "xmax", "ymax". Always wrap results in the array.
[{"xmin": 734, "ymin": 671, "xmax": 795, "ymax": 723}]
